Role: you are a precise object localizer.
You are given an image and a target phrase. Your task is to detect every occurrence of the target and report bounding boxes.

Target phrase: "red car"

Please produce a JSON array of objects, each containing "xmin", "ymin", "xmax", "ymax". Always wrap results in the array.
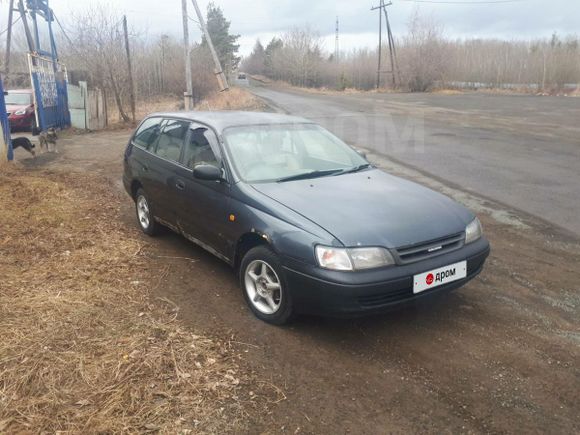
[{"xmin": 5, "ymin": 89, "xmax": 36, "ymax": 131}]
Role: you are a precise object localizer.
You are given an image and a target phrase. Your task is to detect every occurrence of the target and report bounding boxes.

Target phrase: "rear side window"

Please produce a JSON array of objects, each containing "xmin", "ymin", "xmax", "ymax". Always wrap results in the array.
[
  {"xmin": 133, "ymin": 117, "xmax": 162, "ymax": 149},
  {"xmin": 154, "ymin": 119, "xmax": 190, "ymax": 163}
]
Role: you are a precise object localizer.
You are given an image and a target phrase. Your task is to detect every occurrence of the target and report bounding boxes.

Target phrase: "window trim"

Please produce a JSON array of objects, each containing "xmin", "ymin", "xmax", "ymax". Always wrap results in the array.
[{"xmin": 131, "ymin": 116, "xmax": 164, "ymax": 151}]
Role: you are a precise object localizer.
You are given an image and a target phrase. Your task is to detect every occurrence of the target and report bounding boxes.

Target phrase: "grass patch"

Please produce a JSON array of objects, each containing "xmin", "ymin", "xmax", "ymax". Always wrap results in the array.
[
  {"xmin": 194, "ymin": 87, "xmax": 266, "ymax": 111},
  {"xmin": 0, "ymin": 167, "xmax": 272, "ymax": 433}
]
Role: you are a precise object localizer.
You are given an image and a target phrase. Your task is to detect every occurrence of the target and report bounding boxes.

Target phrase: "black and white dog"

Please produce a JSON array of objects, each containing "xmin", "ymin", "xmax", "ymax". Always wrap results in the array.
[{"xmin": 11, "ymin": 137, "xmax": 36, "ymax": 157}]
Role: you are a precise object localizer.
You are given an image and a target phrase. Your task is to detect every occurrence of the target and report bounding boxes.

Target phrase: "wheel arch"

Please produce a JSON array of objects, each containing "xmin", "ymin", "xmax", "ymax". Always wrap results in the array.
[
  {"xmin": 234, "ymin": 231, "xmax": 275, "ymax": 270},
  {"xmin": 130, "ymin": 180, "xmax": 143, "ymax": 199}
]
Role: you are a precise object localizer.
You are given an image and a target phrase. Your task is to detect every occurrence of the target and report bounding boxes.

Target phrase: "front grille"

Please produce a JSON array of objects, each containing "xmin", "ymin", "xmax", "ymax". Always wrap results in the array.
[{"xmin": 394, "ymin": 232, "xmax": 464, "ymax": 264}]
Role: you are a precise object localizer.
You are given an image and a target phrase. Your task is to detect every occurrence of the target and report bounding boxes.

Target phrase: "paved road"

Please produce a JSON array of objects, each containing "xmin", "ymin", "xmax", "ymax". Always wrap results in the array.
[{"xmin": 251, "ymin": 86, "xmax": 580, "ymax": 237}]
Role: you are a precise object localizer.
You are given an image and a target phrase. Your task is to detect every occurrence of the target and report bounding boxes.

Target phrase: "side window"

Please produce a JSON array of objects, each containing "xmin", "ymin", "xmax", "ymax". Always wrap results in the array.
[
  {"xmin": 133, "ymin": 117, "xmax": 162, "ymax": 150},
  {"xmin": 182, "ymin": 126, "xmax": 219, "ymax": 169},
  {"xmin": 154, "ymin": 119, "xmax": 190, "ymax": 163}
]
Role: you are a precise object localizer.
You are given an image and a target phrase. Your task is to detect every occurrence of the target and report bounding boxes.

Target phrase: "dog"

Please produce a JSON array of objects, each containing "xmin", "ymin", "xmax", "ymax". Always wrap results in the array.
[
  {"xmin": 11, "ymin": 136, "xmax": 36, "ymax": 157},
  {"xmin": 39, "ymin": 128, "xmax": 58, "ymax": 153}
]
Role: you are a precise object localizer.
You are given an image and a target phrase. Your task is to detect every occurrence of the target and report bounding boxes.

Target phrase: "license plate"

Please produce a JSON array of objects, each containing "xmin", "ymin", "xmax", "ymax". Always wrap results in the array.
[{"xmin": 413, "ymin": 261, "xmax": 467, "ymax": 294}]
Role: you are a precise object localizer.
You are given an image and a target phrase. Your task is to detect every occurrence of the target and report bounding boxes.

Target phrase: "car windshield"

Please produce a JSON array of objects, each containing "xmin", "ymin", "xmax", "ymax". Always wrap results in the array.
[
  {"xmin": 5, "ymin": 92, "xmax": 32, "ymax": 106},
  {"xmin": 223, "ymin": 123, "xmax": 368, "ymax": 183}
]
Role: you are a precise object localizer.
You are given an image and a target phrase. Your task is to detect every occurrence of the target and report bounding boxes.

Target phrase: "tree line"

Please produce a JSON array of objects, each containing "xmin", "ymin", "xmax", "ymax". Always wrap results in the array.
[{"xmin": 242, "ymin": 13, "xmax": 580, "ymax": 93}]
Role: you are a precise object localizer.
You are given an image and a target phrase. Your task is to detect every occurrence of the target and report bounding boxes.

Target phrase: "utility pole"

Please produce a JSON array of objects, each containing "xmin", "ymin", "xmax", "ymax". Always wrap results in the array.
[
  {"xmin": 190, "ymin": 0, "xmax": 229, "ymax": 91},
  {"xmin": 371, "ymin": 1, "xmax": 398, "ymax": 89},
  {"xmin": 160, "ymin": 34, "xmax": 168, "ymax": 93},
  {"xmin": 5, "ymin": 0, "xmax": 15, "ymax": 76},
  {"xmin": 375, "ymin": 2, "xmax": 383, "ymax": 88},
  {"xmin": 122, "ymin": 15, "xmax": 136, "ymax": 123},
  {"xmin": 335, "ymin": 16, "xmax": 339, "ymax": 62},
  {"xmin": 181, "ymin": 0, "xmax": 194, "ymax": 110},
  {"xmin": 383, "ymin": 6, "xmax": 400, "ymax": 86},
  {"xmin": 17, "ymin": 0, "xmax": 35, "ymax": 53}
]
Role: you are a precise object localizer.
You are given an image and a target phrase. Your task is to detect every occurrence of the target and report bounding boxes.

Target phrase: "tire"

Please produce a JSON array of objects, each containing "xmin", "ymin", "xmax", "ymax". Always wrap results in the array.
[
  {"xmin": 30, "ymin": 117, "xmax": 38, "ymax": 133},
  {"xmin": 240, "ymin": 246, "xmax": 294, "ymax": 325},
  {"xmin": 135, "ymin": 188, "xmax": 159, "ymax": 236}
]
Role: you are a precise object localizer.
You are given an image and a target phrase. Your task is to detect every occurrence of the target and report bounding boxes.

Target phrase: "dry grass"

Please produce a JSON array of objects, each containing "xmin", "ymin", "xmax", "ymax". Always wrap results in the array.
[
  {"xmin": 194, "ymin": 87, "xmax": 266, "ymax": 112},
  {"xmin": 0, "ymin": 167, "xmax": 274, "ymax": 433},
  {"xmin": 135, "ymin": 96, "xmax": 183, "ymax": 120}
]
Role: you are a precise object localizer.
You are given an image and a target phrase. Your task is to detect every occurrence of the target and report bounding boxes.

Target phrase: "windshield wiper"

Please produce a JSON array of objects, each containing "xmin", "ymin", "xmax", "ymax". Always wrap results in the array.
[
  {"xmin": 277, "ymin": 168, "xmax": 344, "ymax": 183},
  {"xmin": 335, "ymin": 163, "xmax": 371, "ymax": 175}
]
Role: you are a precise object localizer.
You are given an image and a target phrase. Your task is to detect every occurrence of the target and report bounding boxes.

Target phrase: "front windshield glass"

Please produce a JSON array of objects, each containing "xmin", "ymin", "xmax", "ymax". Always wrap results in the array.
[
  {"xmin": 223, "ymin": 123, "xmax": 367, "ymax": 183},
  {"xmin": 5, "ymin": 92, "xmax": 32, "ymax": 106}
]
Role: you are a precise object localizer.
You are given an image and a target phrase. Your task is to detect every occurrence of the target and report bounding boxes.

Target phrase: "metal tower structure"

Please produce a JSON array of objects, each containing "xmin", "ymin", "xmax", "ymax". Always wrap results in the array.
[{"xmin": 371, "ymin": 0, "xmax": 400, "ymax": 88}]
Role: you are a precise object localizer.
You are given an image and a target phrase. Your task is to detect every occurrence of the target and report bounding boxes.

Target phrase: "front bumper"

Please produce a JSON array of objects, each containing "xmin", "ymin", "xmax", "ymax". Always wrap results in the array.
[
  {"xmin": 9, "ymin": 114, "xmax": 33, "ymax": 129},
  {"xmin": 282, "ymin": 237, "xmax": 490, "ymax": 316}
]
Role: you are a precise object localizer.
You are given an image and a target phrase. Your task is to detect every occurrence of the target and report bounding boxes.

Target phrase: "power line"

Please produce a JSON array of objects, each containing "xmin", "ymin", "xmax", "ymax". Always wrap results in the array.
[
  {"xmin": 52, "ymin": 12, "xmax": 75, "ymax": 47},
  {"xmin": 399, "ymin": 0, "xmax": 526, "ymax": 4},
  {"xmin": 0, "ymin": 15, "xmax": 21, "ymax": 37}
]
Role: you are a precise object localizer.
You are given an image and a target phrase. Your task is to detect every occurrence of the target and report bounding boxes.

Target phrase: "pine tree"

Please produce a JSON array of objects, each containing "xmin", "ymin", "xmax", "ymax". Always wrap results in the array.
[{"xmin": 202, "ymin": 3, "xmax": 240, "ymax": 74}]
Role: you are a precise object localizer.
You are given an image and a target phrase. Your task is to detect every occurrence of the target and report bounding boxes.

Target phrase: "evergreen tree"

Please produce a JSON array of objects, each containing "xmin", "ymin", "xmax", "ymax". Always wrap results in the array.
[{"xmin": 202, "ymin": 3, "xmax": 240, "ymax": 74}]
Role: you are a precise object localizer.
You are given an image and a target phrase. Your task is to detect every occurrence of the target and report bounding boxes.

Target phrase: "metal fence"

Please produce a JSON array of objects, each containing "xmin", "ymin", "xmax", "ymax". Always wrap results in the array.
[
  {"xmin": 0, "ymin": 78, "xmax": 12, "ymax": 161},
  {"xmin": 28, "ymin": 53, "xmax": 70, "ymax": 131}
]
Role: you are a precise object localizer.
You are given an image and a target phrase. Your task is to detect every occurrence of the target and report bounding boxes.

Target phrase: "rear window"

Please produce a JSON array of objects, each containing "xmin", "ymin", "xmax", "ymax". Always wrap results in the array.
[
  {"xmin": 133, "ymin": 117, "xmax": 162, "ymax": 149},
  {"xmin": 5, "ymin": 92, "xmax": 32, "ymax": 106}
]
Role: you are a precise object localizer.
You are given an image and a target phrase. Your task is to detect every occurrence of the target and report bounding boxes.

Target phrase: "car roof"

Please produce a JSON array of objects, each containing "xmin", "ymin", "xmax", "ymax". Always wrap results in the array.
[{"xmin": 148, "ymin": 111, "xmax": 314, "ymax": 133}]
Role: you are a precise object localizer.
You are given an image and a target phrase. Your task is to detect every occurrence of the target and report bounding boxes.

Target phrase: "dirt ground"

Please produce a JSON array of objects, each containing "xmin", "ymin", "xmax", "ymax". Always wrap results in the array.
[{"xmin": 9, "ymin": 116, "xmax": 580, "ymax": 434}]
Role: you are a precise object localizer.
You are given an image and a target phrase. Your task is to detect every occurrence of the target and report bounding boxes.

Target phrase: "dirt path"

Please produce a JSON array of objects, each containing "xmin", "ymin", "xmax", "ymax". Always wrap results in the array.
[{"xmin": 13, "ymin": 128, "xmax": 580, "ymax": 434}]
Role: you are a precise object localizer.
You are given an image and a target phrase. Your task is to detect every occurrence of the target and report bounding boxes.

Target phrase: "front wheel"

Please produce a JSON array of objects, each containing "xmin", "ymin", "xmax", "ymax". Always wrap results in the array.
[
  {"xmin": 135, "ymin": 188, "xmax": 159, "ymax": 236},
  {"xmin": 240, "ymin": 246, "xmax": 294, "ymax": 325}
]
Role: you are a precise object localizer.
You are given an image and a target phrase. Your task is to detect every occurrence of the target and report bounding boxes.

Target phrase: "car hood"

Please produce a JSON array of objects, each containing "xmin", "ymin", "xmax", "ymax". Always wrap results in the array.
[
  {"xmin": 251, "ymin": 169, "xmax": 473, "ymax": 248},
  {"xmin": 6, "ymin": 104, "xmax": 30, "ymax": 112}
]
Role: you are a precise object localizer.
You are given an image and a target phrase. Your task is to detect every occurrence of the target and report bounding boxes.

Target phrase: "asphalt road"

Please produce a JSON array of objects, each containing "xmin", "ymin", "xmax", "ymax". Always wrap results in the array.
[{"xmin": 250, "ymin": 86, "xmax": 580, "ymax": 237}]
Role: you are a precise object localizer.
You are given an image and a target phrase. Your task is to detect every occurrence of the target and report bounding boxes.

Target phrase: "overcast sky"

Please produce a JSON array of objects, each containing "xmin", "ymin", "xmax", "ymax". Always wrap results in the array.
[{"xmin": 3, "ymin": 0, "xmax": 579, "ymax": 56}]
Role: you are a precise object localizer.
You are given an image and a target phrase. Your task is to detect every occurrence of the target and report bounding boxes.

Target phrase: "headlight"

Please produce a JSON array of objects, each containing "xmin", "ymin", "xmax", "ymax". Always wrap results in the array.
[
  {"xmin": 315, "ymin": 246, "xmax": 395, "ymax": 271},
  {"xmin": 465, "ymin": 217, "xmax": 483, "ymax": 244},
  {"xmin": 315, "ymin": 246, "xmax": 353, "ymax": 271},
  {"xmin": 15, "ymin": 109, "xmax": 26, "ymax": 115}
]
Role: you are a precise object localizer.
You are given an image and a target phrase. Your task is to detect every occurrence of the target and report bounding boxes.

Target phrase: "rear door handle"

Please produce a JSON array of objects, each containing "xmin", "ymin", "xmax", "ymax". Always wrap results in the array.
[
  {"xmin": 176, "ymin": 180, "xmax": 185, "ymax": 190},
  {"xmin": 141, "ymin": 164, "xmax": 149, "ymax": 172}
]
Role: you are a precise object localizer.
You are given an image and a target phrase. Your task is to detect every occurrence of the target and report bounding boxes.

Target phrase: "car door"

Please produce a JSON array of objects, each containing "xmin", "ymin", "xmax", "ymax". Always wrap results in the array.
[
  {"xmin": 127, "ymin": 116, "xmax": 163, "ymax": 202},
  {"xmin": 174, "ymin": 123, "xmax": 231, "ymax": 259},
  {"xmin": 146, "ymin": 118, "xmax": 191, "ymax": 226}
]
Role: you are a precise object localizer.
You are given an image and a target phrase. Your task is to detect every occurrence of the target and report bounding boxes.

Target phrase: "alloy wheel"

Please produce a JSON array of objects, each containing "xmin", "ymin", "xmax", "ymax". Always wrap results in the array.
[{"xmin": 244, "ymin": 260, "xmax": 282, "ymax": 314}]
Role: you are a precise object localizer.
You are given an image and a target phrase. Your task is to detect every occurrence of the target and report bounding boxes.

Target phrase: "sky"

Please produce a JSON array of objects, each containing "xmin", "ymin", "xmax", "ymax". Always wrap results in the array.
[{"xmin": 2, "ymin": 0, "xmax": 579, "ymax": 56}]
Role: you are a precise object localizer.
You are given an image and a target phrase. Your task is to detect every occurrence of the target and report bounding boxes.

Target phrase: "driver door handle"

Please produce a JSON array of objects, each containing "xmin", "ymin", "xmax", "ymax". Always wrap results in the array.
[{"xmin": 176, "ymin": 180, "xmax": 185, "ymax": 190}]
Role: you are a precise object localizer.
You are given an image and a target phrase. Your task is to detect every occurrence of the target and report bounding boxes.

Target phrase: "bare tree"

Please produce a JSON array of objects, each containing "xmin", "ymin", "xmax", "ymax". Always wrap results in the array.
[{"xmin": 398, "ymin": 11, "xmax": 447, "ymax": 92}]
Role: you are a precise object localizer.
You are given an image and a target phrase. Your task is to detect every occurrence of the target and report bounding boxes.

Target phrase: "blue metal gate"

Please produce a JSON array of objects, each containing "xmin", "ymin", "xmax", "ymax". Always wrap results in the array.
[
  {"xmin": 28, "ymin": 53, "xmax": 70, "ymax": 131},
  {"xmin": 0, "ymin": 78, "xmax": 13, "ymax": 161}
]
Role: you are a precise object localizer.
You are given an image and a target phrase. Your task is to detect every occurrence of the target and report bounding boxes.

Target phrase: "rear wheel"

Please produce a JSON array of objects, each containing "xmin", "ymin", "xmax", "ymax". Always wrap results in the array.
[
  {"xmin": 240, "ymin": 246, "xmax": 294, "ymax": 325},
  {"xmin": 135, "ymin": 188, "xmax": 159, "ymax": 236}
]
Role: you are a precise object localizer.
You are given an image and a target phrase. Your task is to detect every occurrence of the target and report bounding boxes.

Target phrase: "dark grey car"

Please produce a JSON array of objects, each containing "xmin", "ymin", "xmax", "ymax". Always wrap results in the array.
[{"xmin": 123, "ymin": 111, "xmax": 490, "ymax": 324}]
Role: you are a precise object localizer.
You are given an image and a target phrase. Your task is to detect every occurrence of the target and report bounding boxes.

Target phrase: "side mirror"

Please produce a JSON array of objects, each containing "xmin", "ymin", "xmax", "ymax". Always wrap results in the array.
[
  {"xmin": 193, "ymin": 164, "xmax": 223, "ymax": 182},
  {"xmin": 356, "ymin": 149, "xmax": 367, "ymax": 159}
]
